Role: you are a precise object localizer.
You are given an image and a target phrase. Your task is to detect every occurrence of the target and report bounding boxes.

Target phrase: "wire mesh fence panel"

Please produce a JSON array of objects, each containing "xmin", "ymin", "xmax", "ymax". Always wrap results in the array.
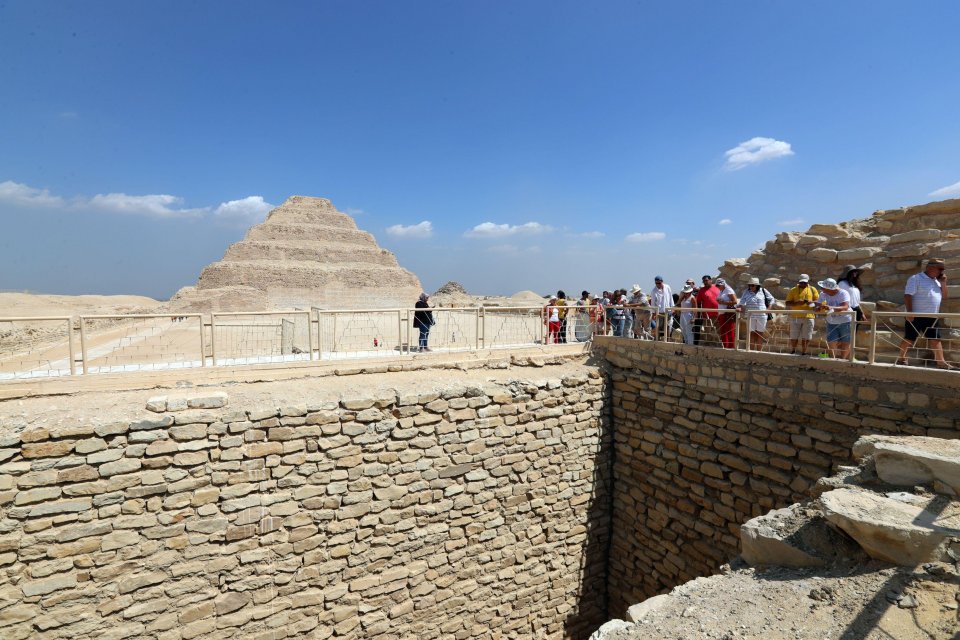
[
  {"xmin": 80, "ymin": 315, "xmax": 204, "ymax": 373},
  {"xmin": 318, "ymin": 310, "xmax": 403, "ymax": 360},
  {"xmin": 418, "ymin": 309, "xmax": 479, "ymax": 352},
  {"xmin": 212, "ymin": 312, "xmax": 311, "ymax": 365},
  {"xmin": 0, "ymin": 317, "xmax": 73, "ymax": 379},
  {"xmin": 871, "ymin": 312, "xmax": 958, "ymax": 368},
  {"xmin": 481, "ymin": 307, "xmax": 544, "ymax": 348}
]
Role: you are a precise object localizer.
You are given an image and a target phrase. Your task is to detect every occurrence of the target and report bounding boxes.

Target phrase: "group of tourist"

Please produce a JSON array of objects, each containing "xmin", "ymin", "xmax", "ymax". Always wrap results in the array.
[
  {"xmin": 411, "ymin": 258, "xmax": 950, "ymax": 368},
  {"xmin": 536, "ymin": 258, "xmax": 951, "ymax": 367}
]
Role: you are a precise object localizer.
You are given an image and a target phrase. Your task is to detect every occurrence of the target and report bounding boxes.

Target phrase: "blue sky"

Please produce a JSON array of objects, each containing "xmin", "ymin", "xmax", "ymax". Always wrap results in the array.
[{"xmin": 2, "ymin": 1, "xmax": 959, "ymax": 300}]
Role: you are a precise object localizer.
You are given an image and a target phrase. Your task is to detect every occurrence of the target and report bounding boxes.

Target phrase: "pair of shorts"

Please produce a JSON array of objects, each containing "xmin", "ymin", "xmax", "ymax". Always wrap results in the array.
[
  {"xmin": 826, "ymin": 321, "xmax": 851, "ymax": 343},
  {"xmin": 789, "ymin": 318, "xmax": 814, "ymax": 340},
  {"xmin": 904, "ymin": 316, "xmax": 941, "ymax": 341},
  {"xmin": 748, "ymin": 315, "xmax": 767, "ymax": 333}
]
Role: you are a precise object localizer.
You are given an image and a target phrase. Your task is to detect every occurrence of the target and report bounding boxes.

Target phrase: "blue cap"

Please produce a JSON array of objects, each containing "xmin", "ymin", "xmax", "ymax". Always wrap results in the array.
[{"xmin": 654, "ymin": 275, "xmax": 663, "ymax": 282}]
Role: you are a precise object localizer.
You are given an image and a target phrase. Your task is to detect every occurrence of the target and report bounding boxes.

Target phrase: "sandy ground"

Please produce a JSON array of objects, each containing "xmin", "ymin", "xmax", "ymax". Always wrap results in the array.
[
  {"xmin": 0, "ymin": 292, "xmax": 161, "ymax": 316},
  {"xmin": 606, "ymin": 560, "xmax": 960, "ymax": 640}
]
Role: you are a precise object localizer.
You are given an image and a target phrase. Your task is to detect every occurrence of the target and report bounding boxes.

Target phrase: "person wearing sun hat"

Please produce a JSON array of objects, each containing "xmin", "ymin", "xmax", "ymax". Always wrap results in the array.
[
  {"xmin": 737, "ymin": 276, "xmax": 770, "ymax": 351},
  {"xmin": 897, "ymin": 258, "xmax": 953, "ymax": 369},
  {"xmin": 815, "ymin": 277, "xmax": 852, "ymax": 359},
  {"xmin": 678, "ymin": 282, "xmax": 697, "ymax": 344},
  {"xmin": 785, "ymin": 274, "xmax": 819, "ymax": 355}
]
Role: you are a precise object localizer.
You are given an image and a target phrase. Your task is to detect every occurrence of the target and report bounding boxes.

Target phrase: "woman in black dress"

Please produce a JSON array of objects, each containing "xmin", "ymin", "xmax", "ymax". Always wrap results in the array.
[{"xmin": 414, "ymin": 293, "xmax": 434, "ymax": 352}]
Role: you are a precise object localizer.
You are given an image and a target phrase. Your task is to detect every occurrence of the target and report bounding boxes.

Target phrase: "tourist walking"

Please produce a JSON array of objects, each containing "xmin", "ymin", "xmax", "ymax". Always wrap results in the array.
[
  {"xmin": 414, "ymin": 293, "xmax": 435, "ymax": 352},
  {"xmin": 785, "ymin": 274, "xmax": 818, "ymax": 356},
  {"xmin": 816, "ymin": 278, "xmax": 852, "ymax": 359},
  {"xmin": 715, "ymin": 277, "xmax": 738, "ymax": 349},
  {"xmin": 737, "ymin": 277, "xmax": 769, "ymax": 351},
  {"xmin": 897, "ymin": 258, "xmax": 954, "ymax": 369}
]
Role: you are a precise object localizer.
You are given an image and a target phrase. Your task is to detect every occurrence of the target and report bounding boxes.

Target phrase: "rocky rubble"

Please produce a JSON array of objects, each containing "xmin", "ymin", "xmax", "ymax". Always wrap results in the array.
[
  {"xmin": 592, "ymin": 434, "xmax": 960, "ymax": 640},
  {"xmin": 717, "ymin": 198, "xmax": 960, "ymax": 316}
]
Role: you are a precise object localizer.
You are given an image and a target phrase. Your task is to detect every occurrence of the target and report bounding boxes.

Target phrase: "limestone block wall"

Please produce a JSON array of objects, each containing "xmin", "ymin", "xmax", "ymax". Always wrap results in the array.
[
  {"xmin": 716, "ymin": 198, "xmax": 960, "ymax": 312},
  {"xmin": 0, "ymin": 373, "xmax": 610, "ymax": 639},
  {"xmin": 596, "ymin": 336, "xmax": 960, "ymax": 617}
]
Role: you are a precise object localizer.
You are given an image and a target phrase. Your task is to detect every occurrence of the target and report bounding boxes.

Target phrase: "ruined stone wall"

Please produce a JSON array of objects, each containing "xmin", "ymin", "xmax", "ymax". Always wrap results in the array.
[
  {"xmin": 0, "ymin": 371, "xmax": 610, "ymax": 639},
  {"xmin": 597, "ymin": 336, "xmax": 960, "ymax": 617}
]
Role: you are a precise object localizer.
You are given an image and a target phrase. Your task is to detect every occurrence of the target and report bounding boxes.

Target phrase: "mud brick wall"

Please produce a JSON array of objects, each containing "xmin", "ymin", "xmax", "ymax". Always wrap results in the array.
[
  {"xmin": 596, "ymin": 336, "xmax": 960, "ymax": 617},
  {"xmin": 0, "ymin": 372, "xmax": 610, "ymax": 640}
]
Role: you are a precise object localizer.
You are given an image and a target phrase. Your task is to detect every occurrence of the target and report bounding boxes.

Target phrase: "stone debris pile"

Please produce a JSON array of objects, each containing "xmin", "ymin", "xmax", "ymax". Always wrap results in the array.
[
  {"xmin": 717, "ymin": 198, "xmax": 960, "ymax": 314},
  {"xmin": 591, "ymin": 434, "xmax": 960, "ymax": 640}
]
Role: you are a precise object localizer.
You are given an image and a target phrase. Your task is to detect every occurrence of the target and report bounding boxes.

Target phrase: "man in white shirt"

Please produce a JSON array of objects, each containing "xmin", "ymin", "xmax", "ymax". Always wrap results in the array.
[
  {"xmin": 897, "ymin": 258, "xmax": 953, "ymax": 370},
  {"xmin": 650, "ymin": 276, "xmax": 673, "ymax": 340}
]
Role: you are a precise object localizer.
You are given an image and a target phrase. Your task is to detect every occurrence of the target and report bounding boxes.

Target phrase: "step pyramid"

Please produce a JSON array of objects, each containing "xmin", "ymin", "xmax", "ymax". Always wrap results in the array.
[{"xmin": 171, "ymin": 196, "xmax": 423, "ymax": 311}]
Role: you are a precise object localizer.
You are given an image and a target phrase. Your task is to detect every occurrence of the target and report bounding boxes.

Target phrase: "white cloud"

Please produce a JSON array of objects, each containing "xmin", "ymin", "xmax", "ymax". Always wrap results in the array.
[
  {"xmin": 386, "ymin": 220, "xmax": 434, "ymax": 238},
  {"xmin": 724, "ymin": 137, "xmax": 794, "ymax": 171},
  {"xmin": 213, "ymin": 196, "xmax": 274, "ymax": 224},
  {"xmin": 88, "ymin": 193, "xmax": 208, "ymax": 218},
  {"xmin": 929, "ymin": 180, "xmax": 960, "ymax": 199},
  {"xmin": 777, "ymin": 218, "xmax": 805, "ymax": 227},
  {"xmin": 464, "ymin": 221, "xmax": 553, "ymax": 238},
  {"xmin": 626, "ymin": 231, "xmax": 666, "ymax": 243},
  {"xmin": 0, "ymin": 180, "xmax": 65, "ymax": 208},
  {"xmin": 573, "ymin": 230, "xmax": 605, "ymax": 238},
  {"xmin": 718, "ymin": 218, "xmax": 732, "ymax": 225}
]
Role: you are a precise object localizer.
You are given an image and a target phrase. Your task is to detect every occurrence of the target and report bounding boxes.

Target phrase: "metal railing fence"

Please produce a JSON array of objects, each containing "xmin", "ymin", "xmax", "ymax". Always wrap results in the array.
[
  {"xmin": 1, "ymin": 306, "xmax": 958, "ymax": 379},
  {"xmin": 0, "ymin": 316, "xmax": 74, "ymax": 379}
]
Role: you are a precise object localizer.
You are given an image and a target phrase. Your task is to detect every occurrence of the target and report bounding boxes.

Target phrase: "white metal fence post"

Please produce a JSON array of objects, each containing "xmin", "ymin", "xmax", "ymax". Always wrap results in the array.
[
  {"xmin": 199, "ymin": 314, "xmax": 207, "ymax": 367},
  {"xmin": 210, "ymin": 314, "xmax": 217, "ymax": 366},
  {"xmin": 868, "ymin": 313, "xmax": 878, "ymax": 364},
  {"xmin": 79, "ymin": 317, "xmax": 88, "ymax": 375},
  {"xmin": 66, "ymin": 317, "xmax": 76, "ymax": 375}
]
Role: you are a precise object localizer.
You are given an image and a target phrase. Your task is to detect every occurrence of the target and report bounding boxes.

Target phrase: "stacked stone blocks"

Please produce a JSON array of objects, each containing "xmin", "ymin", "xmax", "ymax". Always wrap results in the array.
[
  {"xmin": 599, "ymin": 336, "xmax": 960, "ymax": 617},
  {"xmin": 0, "ymin": 373, "xmax": 609, "ymax": 639}
]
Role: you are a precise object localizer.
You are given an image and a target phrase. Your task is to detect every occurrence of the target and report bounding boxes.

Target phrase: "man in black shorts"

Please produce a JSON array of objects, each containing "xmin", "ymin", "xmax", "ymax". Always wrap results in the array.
[{"xmin": 897, "ymin": 258, "xmax": 953, "ymax": 369}]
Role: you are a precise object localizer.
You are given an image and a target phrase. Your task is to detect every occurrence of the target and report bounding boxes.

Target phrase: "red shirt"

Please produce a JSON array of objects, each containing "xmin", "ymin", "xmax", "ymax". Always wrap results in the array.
[{"xmin": 696, "ymin": 285, "xmax": 720, "ymax": 317}]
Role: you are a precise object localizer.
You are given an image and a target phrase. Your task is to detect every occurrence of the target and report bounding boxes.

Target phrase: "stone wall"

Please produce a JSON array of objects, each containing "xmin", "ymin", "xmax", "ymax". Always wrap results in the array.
[
  {"xmin": 597, "ymin": 336, "xmax": 960, "ymax": 617},
  {"xmin": 0, "ymin": 370, "xmax": 610, "ymax": 639},
  {"xmin": 716, "ymin": 198, "xmax": 960, "ymax": 314}
]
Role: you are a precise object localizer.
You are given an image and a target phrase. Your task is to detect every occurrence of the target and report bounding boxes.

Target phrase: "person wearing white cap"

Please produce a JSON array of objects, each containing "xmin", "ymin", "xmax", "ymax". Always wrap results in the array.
[
  {"xmin": 677, "ymin": 283, "xmax": 697, "ymax": 345},
  {"xmin": 737, "ymin": 277, "xmax": 771, "ymax": 351},
  {"xmin": 785, "ymin": 274, "xmax": 819, "ymax": 355},
  {"xmin": 715, "ymin": 277, "xmax": 738, "ymax": 349},
  {"xmin": 815, "ymin": 277, "xmax": 852, "ymax": 359}
]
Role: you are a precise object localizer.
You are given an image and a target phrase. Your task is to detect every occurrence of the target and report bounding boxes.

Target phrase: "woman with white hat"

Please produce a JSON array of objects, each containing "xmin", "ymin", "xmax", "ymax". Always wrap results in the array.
[
  {"xmin": 677, "ymin": 283, "xmax": 697, "ymax": 345},
  {"xmin": 737, "ymin": 277, "xmax": 770, "ymax": 351},
  {"xmin": 815, "ymin": 277, "xmax": 852, "ymax": 359}
]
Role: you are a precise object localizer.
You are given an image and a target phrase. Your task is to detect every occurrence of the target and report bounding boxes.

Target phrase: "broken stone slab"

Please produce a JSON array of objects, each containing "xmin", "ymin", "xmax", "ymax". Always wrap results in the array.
[
  {"xmin": 820, "ymin": 488, "xmax": 960, "ymax": 565},
  {"xmin": 853, "ymin": 435, "xmax": 960, "ymax": 495},
  {"xmin": 587, "ymin": 619, "xmax": 634, "ymax": 640},
  {"xmin": 625, "ymin": 594, "xmax": 672, "ymax": 623},
  {"xmin": 740, "ymin": 502, "xmax": 864, "ymax": 568}
]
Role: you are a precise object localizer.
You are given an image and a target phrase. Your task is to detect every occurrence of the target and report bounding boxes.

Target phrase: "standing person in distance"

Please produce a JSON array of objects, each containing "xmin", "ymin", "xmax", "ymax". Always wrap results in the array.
[
  {"xmin": 414, "ymin": 293, "xmax": 435, "ymax": 352},
  {"xmin": 897, "ymin": 258, "xmax": 954, "ymax": 369},
  {"xmin": 677, "ymin": 282, "xmax": 697, "ymax": 345},
  {"xmin": 544, "ymin": 296, "xmax": 560, "ymax": 343},
  {"xmin": 785, "ymin": 274, "xmax": 819, "ymax": 356},
  {"xmin": 715, "ymin": 277, "xmax": 738, "ymax": 349},
  {"xmin": 837, "ymin": 265, "xmax": 866, "ymax": 354},
  {"xmin": 695, "ymin": 275, "xmax": 720, "ymax": 346},
  {"xmin": 555, "ymin": 290, "xmax": 569, "ymax": 343},
  {"xmin": 815, "ymin": 278, "xmax": 852, "ymax": 359},
  {"xmin": 737, "ymin": 277, "xmax": 769, "ymax": 351},
  {"xmin": 650, "ymin": 276, "xmax": 673, "ymax": 340}
]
